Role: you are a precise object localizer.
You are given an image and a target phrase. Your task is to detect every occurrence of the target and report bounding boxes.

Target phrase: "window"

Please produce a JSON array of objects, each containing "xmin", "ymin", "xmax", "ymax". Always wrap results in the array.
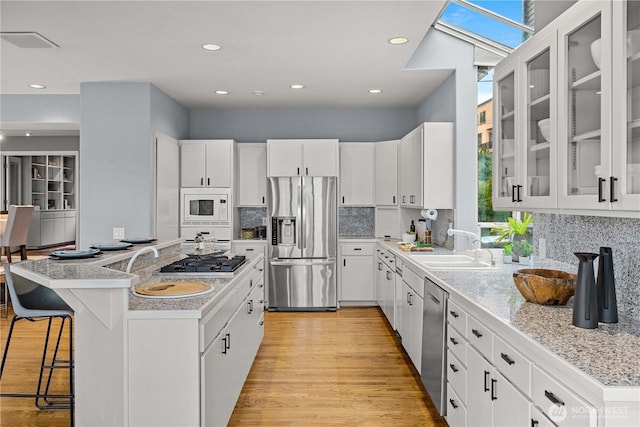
[
  {"xmin": 478, "ymin": 133, "xmax": 483, "ymax": 145},
  {"xmin": 479, "ymin": 111, "xmax": 486, "ymax": 124}
]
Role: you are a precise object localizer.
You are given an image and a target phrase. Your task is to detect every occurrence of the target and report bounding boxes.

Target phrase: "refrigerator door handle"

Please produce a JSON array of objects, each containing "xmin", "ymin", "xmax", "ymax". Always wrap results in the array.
[{"xmin": 270, "ymin": 258, "xmax": 336, "ymax": 267}]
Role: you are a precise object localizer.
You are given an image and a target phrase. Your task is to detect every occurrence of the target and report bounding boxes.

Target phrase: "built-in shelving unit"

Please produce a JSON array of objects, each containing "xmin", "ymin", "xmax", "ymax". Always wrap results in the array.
[{"xmin": 29, "ymin": 154, "xmax": 76, "ymax": 210}]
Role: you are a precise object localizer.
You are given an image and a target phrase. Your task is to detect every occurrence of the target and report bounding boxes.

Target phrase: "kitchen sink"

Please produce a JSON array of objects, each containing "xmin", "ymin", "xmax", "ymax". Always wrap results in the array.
[{"xmin": 408, "ymin": 251, "xmax": 496, "ymax": 270}]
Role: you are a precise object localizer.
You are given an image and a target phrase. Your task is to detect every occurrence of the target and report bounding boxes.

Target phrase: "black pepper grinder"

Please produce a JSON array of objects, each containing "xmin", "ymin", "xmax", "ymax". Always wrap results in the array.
[
  {"xmin": 410, "ymin": 220, "xmax": 416, "ymax": 233},
  {"xmin": 573, "ymin": 252, "xmax": 599, "ymax": 329},
  {"xmin": 596, "ymin": 247, "xmax": 618, "ymax": 323}
]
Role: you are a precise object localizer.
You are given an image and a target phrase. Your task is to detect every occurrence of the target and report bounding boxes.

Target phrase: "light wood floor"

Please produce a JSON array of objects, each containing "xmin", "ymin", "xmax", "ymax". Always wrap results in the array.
[{"xmin": 1, "ymin": 298, "xmax": 445, "ymax": 426}]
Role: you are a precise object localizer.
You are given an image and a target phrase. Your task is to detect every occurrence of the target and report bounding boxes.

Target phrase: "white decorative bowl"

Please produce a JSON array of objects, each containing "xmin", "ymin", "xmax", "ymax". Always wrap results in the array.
[
  {"xmin": 591, "ymin": 38, "xmax": 601, "ymax": 69},
  {"xmin": 402, "ymin": 233, "xmax": 416, "ymax": 243},
  {"xmin": 538, "ymin": 118, "xmax": 550, "ymax": 142}
]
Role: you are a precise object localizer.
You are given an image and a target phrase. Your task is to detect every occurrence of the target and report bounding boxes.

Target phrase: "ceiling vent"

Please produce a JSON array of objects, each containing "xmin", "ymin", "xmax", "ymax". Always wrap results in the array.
[{"xmin": 0, "ymin": 32, "xmax": 58, "ymax": 48}]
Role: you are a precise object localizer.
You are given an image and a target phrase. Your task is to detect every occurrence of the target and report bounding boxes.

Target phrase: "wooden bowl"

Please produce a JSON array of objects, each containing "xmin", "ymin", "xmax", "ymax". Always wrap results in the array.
[{"xmin": 513, "ymin": 269, "xmax": 577, "ymax": 305}]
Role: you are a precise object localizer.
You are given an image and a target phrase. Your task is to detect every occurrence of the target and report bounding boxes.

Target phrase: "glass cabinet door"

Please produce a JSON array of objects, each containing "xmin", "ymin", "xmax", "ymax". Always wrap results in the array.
[
  {"xmin": 494, "ymin": 67, "xmax": 518, "ymax": 205},
  {"xmin": 524, "ymin": 44, "xmax": 554, "ymax": 205},
  {"xmin": 558, "ymin": 1, "xmax": 611, "ymax": 209}
]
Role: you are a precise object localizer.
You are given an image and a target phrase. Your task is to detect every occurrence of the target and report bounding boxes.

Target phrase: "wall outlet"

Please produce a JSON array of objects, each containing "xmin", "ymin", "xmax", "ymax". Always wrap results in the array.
[
  {"xmin": 262, "ymin": 217, "xmax": 268, "ymax": 226},
  {"xmin": 113, "ymin": 227, "xmax": 125, "ymax": 240},
  {"xmin": 539, "ymin": 238, "xmax": 546, "ymax": 258}
]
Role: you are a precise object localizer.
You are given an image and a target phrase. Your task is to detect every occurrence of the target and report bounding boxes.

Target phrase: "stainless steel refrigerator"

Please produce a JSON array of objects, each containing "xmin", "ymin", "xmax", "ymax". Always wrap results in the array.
[{"xmin": 267, "ymin": 176, "xmax": 337, "ymax": 310}]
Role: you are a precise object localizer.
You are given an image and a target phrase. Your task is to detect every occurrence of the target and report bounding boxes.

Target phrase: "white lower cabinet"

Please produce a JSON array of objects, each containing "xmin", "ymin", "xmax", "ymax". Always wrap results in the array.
[
  {"xmin": 400, "ymin": 266, "xmax": 423, "ymax": 372},
  {"xmin": 530, "ymin": 404, "xmax": 557, "ymax": 427},
  {"xmin": 339, "ymin": 243, "xmax": 375, "ymax": 302},
  {"xmin": 447, "ymin": 383, "xmax": 468, "ymax": 426},
  {"xmin": 374, "ymin": 245, "xmax": 396, "ymax": 328}
]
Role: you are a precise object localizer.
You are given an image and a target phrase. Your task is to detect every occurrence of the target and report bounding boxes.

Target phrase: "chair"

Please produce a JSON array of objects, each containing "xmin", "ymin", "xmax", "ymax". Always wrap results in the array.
[
  {"xmin": 0, "ymin": 264, "xmax": 74, "ymax": 426},
  {"xmin": 0, "ymin": 204, "xmax": 35, "ymax": 263}
]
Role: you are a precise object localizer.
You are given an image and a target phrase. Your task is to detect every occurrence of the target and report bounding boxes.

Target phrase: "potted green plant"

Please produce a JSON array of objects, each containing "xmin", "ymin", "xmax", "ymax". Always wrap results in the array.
[
  {"xmin": 502, "ymin": 242, "xmax": 513, "ymax": 264},
  {"xmin": 516, "ymin": 240, "xmax": 533, "ymax": 265},
  {"xmin": 491, "ymin": 212, "xmax": 533, "ymax": 261}
]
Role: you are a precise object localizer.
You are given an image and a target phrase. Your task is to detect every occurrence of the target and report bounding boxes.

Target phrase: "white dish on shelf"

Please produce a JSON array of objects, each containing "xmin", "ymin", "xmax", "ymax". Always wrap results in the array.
[
  {"xmin": 538, "ymin": 118, "xmax": 550, "ymax": 142},
  {"xmin": 592, "ymin": 30, "xmax": 640, "ymax": 70}
]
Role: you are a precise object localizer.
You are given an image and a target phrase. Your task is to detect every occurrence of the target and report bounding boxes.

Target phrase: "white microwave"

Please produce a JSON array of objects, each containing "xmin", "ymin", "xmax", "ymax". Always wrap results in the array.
[{"xmin": 181, "ymin": 188, "xmax": 231, "ymax": 225}]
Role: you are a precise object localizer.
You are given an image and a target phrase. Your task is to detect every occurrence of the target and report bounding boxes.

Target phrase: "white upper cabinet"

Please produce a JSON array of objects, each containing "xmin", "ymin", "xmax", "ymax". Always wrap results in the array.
[
  {"xmin": 267, "ymin": 139, "xmax": 338, "ymax": 177},
  {"xmin": 493, "ymin": 31, "xmax": 558, "ymax": 210},
  {"xmin": 495, "ymin": 0, "xmax": 639, "ymax": 212},
  {"xmin": 180, "ymin": 140, "xmax": 234, "ymax": 188},
  {"xmin": 375, "ymin": 140, "xmax": 398, "ymax": 206},
  {"xmin": 399, "ymin": 123, "xmax": 454, "ymax": 209},
  {"xmin": 236, "ymin": 143, "xmax": 267, "ymax": 207},
  {"xmin": 339, "ymin": 143, "xmax": 374, "ymax": 206}
]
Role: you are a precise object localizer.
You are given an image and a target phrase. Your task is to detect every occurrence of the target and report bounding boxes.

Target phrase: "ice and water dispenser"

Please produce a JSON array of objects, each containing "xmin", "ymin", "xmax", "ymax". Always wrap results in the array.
[{"xmin": 271, "ymin": 217, "xmax": 297, "ymax": 246}]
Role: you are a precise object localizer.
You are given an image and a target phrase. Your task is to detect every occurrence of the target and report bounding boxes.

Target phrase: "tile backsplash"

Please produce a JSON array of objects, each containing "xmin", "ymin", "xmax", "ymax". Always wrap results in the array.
[
  {"xmin": 239, "ymin": 207, "xmax": 267, "ymax": 229},
  {"xmin": 533, "ymin": 213, "xmax": 640, "ymax": 321},
  {"xmin": 339, "ymin": 207, "xmax": 375, "ymax": 237}
]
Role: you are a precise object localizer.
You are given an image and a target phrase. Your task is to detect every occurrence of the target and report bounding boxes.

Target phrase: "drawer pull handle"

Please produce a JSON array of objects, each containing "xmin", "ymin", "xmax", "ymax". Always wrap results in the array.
[
  {"xmin": 449, "ymin": 310, "xmax": 459, "ymax": 318},
  {"xmin": 449, "ymin": 363, "xmax": 458, "ymax": 373},
  {"xmin": 544, "ymin": 390, "xmax": 564, "ymax": 406},
  {"xmin": 449, "ymin": 337, "xmax": 459, "ymax": 346},
  {"xmin": 491, "ymin": 378, "xmax": 497, "ymax": 401},
  {"xmin": 531, "ymin": 419, "xmax": 539, "ymax": 427},
  {"xmin": 449, "ymin": 398, "xmax": 458, "ymax": 409},
  {"xmin": 472, "ymin": 329, "xmax": 483, "ymax": 338},
  {"xmin": 354, "ymin": 247, "xmax": 362, "ymax": 251},
  {"xmin": 500, "ymin": 353, "xmax": 515, "ymax": 365},
  {"xmin": 483, "ymin": 370, "xmax": 490, "ymax": 392},
  {"xmin": 259, "ymin": 320, "xmax": 264, "ymax": 326}
]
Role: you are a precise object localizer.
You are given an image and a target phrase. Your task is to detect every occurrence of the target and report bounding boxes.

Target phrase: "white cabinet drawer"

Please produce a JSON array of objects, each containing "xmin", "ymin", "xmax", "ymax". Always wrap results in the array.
[
  {"xmin": 467, "ymin": 315, "xmax": 493, "ymax": 362},
  {"xmin": 447, "ymin": 349, "xmax": 467, "ymax": 405},
  {"xmin": 493, "ymin": 335, "xmax": 531, "ymax": 395},
  {"xmin": 530, "ymin": 403, "xmax": 556, "ymax": 427},
  {"xmin": 402, "ymin": 265, "xmax": 423, "ymax": 297},
  {"xmin": 531, "ymin": 365, "xmax": 597, "ymax": 427},
  {"xmin": 341, "ymin": 243, "xmax": 374, "ymax": 256},
  {"xmin": 448, "ymin": 299, "xmax": 467, "ymax": 336},
  {"xmin": 446, "ymin": 383, "xmax": 467, "ymax": 427},
  {"xmin": 447, "ymin": 324, "xmax": 467, "ymax": 366}
]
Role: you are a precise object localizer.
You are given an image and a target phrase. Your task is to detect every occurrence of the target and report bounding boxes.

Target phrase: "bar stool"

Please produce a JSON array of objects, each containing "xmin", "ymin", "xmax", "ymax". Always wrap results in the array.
[{"xmin": 0, "ymin": 264, "xmax": 74, "ymax": 426}]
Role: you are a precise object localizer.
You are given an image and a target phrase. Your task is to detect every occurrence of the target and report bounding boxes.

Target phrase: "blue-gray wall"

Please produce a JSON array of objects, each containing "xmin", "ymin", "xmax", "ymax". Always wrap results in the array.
[
  {"xmin": 409, "ymin": 28, "xmax": 478, "ymax": 245},
  {"xmin": 0, "ymin": 94, "xmax": 80, "ymax": 124},
  {"xmin": 190, "ymin": 107, "xmax": 416, "ymax": 142},
  {"xmin": 78, "ymin": 82, "xmax": 189, "ymax": 247}
]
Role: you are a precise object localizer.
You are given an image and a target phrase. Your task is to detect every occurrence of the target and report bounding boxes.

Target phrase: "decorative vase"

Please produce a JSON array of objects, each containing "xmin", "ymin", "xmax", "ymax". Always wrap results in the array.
[
  {"xmin": 596, "ymin": 247, "xmax": 618, "ymax": 323},
  {"xmin": 573, "ymin": 252, "xmax": 599, "ymax": 329},
  {"xmin": 518, "ymin": 256, "xmax": 531, "ymax": 265},
  {"xmin": 502, "ymin": 254, "xmax": 512, "ymax": 264}
]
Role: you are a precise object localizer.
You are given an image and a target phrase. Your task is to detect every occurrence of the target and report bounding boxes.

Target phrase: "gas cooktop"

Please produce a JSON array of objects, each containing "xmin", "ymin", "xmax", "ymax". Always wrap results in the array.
[{"xmin": 159, "ymin": 254, "xmax": 247, "ymax": 277}]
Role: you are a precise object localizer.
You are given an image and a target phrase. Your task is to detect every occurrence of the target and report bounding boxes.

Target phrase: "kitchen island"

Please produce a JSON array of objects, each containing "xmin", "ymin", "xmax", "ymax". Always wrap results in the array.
[
  {"xmin": 9, "ymin": 239, "xmax": 265, "ymax": 426},
  {"xmin": 378, "ymin": 239, "xmax": 640, "ymax": 426}
]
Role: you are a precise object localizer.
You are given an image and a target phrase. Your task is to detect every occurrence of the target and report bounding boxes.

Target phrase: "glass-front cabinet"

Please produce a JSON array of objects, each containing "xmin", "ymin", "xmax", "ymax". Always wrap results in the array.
[
  {"xmin": 493, "ymin": 33, "xmax": 556, "ymax": 210},
  {"xmin": 612, "ymin": 0, "xmax": 640, "ymax": 210},
  {"xmin": 558, "ymin": 1, "xmax": 611, "ymax": 210}
]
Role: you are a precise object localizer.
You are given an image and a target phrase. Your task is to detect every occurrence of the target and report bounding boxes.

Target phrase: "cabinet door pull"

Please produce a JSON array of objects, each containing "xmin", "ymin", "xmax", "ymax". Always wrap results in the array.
[
  {"xmin": 544, "ymin": 390, "xmax": 564, "ymax": 406},
  {"xmin": 449, "ymin": 363, "xmax": 459, "ymax": 373},
  {"xmin": 472, "ymin": 329, "xmax": 483, "ymax": 338},
  {"xmin": 200, "ymin": 177, "xmax": 204, "ymax": 186},
  {"xmin": 491, "ymin": 378, "xmax": 498, "ymax": 401},
  {"xmin": 610, "ymin": 176, "xmax": 618, "ymax": 202},
  {"xmin": 518, "ymin": 184, "xmax": 523, "ymax": 202},
  {"xmin": 222, "ymin": 335, "xmax": 228, "ymax": 354},
  {"xmin": 297, "ymin": 167, "xmax": 300, "ymax": 175},
  {"xmin": 306, "ymin": 167, "xmax": 309, "ymax": 175},
  {"xmin": 449, "ymin": 310, "xmax": 459, "ymax": 318},
  {"xmin": 207, "ymin": 178, "xmax": 210, "ymax": 186},
  {"xmin": 449, "ymin": 398, "xmax": 458, "ymax": 409},
  {"xmin": 386, "ymin": 271, "xmax": 392, "ymax": 280},
  {"xmin": 342, "ymin": 196, "xmax": 345, "ymax": 203},
  {"xmin": 262, "ymin": 196, "xmax": 265, "ymax": 204},
  {"xmin": 512, "ymin": 185, "xmax": 517, "ymax": 203},
  {"xmin": 393, "ymin": 196, "xmax": 396, "ymax": 204},
  {"xmin": 402, "ymin": 196, "xmax": 406, "ymax": 204},
  {"xmin": 226, "ymin": 333, "xmax": 231, "ymax": 350},
  {"xmin": 531, "ymin": 419, "xmax": 539, "ymax": 427},
  {"xmin": 449, "ymin": 337, "xmax": 459, "ymax": 346},
  {"xmin": 378, "ymin": 262, "xmax": 383, "ymax": 271},
  {"xmin": 598, "ymin": 177, "xmax": 606, "ymax": 202},
  {"xmin": 500, "ymin": 352, "xmax": 515, "ymax": 365},
  {"xmin": 483, "ymin": 370, "xmax": 490, "ymax": 392},
  {"xmin": 343, "ymin": 259, "xmax": 346, "ymax": 267}
]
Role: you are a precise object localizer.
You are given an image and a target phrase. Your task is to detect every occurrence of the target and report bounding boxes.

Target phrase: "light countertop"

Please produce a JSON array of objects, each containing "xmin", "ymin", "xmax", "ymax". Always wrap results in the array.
[{"xmin": 379, "ymin": 239, "xmax": 640, "ymax": 389}]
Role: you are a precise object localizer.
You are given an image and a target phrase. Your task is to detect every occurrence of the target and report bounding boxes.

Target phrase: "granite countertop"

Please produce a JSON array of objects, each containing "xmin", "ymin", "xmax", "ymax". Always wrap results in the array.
[{"xmin": 379, "ymin": 239, "xmax": 640, "ymax": 388}]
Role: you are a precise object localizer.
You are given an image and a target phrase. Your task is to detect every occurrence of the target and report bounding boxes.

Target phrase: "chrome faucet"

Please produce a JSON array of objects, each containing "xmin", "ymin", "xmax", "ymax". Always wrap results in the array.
[
  {"xmin": 126, "ymin": 246, "xmax": 159, "ymax": 273},
  {"xmin": 447, "ymin": 227, "xmax": 494, "ymax": 266}
]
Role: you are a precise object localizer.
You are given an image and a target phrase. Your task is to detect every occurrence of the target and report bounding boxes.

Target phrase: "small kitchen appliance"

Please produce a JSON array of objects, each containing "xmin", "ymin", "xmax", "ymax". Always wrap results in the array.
[{"xmin": 180, "ymin": 187, "xmax": 232, "ymax": 244}]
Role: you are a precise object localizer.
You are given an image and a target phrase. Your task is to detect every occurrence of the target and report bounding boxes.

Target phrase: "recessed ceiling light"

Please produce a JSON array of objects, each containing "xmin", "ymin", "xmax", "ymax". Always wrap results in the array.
[
  {"xmin": 25, "ymin": 132, "xmax": 31, "ymax": 137},
  {"xmin": 388, "ymin": 37, "xmax": 409, "ymax": 45},
  {"xmin": 215, "ymin": 90, "xmax": 229, "ymax": 95},
  {"xmin": 290, "ymin": 84, "xmax": 305, "ymax": 89},
  {"xmin": 368, "ymin": 89, "xmax": 383, "ymax": 94},
  {"xmin": 29, "ymin": 84, "xmax": 46, "ymax": 89},
  {"xmin": 202, "ymin": 44, "xmax": 221, "ymax": 51}
]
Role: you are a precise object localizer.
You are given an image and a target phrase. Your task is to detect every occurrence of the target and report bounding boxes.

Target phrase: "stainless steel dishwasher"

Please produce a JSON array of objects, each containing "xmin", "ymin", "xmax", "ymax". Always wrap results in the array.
[{"xmin": 420, "ymin": 278, "xmax": 448, "ymax": 415}]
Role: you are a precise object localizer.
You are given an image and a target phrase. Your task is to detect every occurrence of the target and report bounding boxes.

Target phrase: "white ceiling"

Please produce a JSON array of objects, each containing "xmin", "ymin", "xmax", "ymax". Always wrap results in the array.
[{"xmin": 0, "ymin": 0, "xmax": 453, "ymax": 111}]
